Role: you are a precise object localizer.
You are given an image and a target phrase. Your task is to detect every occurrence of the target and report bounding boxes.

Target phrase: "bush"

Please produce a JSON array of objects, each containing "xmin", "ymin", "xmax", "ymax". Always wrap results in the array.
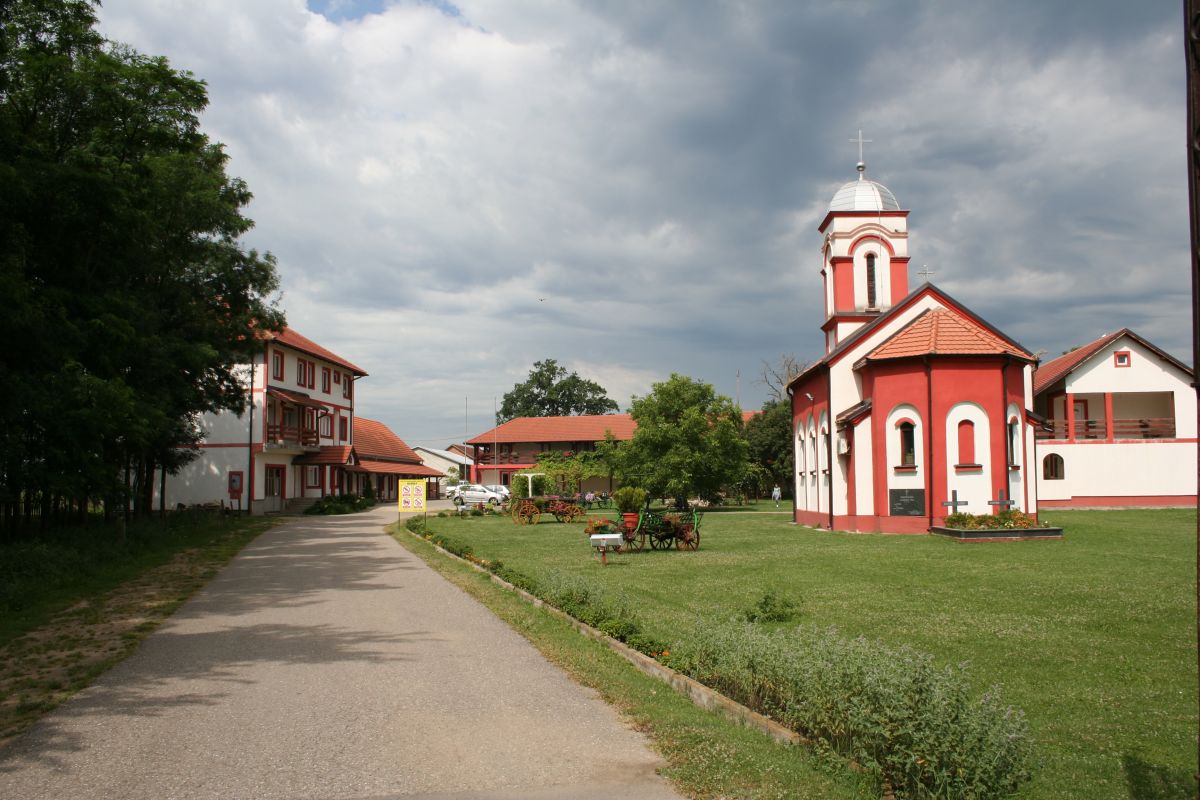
[
  {"xmin": 670, "ymin": 622, "xmax": 1032, "ymax": 799},
  {"xmin": 742, "ymin": 590, "xmax": 800, "ymax": 623},
  {"xmin": 612, "ymin": 486, "xmax": 647, "ymax": 514},
  {"xmin": 305, "ymin": 494, "xmax": 373, "ymax": 515}
]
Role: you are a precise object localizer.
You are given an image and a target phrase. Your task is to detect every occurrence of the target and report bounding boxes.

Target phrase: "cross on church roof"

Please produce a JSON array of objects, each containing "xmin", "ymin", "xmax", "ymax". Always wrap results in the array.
[
  {"xmin": 918, "ymin": 265, "xmax": 935, "ymax": 281},
  {"xmin": 849, "ymin": 129, "xmax": 872, "ymax": 179}
]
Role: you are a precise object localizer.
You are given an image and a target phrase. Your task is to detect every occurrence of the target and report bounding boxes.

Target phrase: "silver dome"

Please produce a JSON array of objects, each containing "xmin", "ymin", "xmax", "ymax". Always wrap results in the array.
[{"xmin": 829, "ymin": 176, "xmax": 900, "ymax": 212}]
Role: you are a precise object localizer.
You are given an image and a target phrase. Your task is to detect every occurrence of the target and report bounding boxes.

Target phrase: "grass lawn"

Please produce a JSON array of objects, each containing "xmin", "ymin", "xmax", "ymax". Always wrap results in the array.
[{"xmin": 410, "ymin": 507, "xmax": 1197, "ymax": 800}]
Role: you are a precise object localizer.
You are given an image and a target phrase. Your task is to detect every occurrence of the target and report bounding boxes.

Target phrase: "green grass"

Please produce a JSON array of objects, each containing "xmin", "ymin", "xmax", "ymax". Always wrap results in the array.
[
  {"xmin": 409, "ymin": 508, "xmax": 1198, "ymax": 800},
  {"xmin": 0, "ymin": 513, "xmax": 275, "ymax": 647},
  {"xmin": 392, "ymin": 524, "xmax": 875, "ymax": 800}
]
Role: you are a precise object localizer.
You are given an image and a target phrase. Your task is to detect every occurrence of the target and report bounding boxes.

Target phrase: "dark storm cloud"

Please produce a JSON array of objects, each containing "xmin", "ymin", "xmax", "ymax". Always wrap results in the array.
[{"xmin": 97, "ymin": 0, "xmax": 1189, "ymax": 444}]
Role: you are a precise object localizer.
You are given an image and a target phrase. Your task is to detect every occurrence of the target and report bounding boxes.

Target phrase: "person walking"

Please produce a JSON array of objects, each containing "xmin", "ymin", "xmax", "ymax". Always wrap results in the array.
[{"xmin": 771, "ymin": 484, "xmax": 782, "ymax": 508}]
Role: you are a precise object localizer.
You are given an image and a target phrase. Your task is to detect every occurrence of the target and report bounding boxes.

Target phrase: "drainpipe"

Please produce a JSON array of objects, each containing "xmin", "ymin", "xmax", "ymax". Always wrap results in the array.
[
  {"xmin": 787, "ymin": 384, "xmax": 796, "ymax": 520},
  {"xmin": 1001, "ymin": 358, "xmax": 1010, "ymax": 509},
  {"xmin": 247, "ymin": 358, "xmax": 256, "ymax": 516},
  {"xmin": 826, "ymin": 363, "xmax": 834, "ymax": 531},
  {"xmin": 925, "ymin": 356, "xmax": 934, "ymax": 530}
]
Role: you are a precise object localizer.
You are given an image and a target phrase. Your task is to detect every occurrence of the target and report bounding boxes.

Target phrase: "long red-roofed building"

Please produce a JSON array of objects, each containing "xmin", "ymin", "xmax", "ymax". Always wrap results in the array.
[{"xmin": 466, "ymin": 415, "xmax": 636, "ymax": 491}]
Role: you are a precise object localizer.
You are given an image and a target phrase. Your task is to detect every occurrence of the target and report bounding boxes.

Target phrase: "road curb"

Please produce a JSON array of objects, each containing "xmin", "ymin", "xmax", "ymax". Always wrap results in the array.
[{"xmin": 404, "ymin": 528, "xmax": 803, "ymax": 748}]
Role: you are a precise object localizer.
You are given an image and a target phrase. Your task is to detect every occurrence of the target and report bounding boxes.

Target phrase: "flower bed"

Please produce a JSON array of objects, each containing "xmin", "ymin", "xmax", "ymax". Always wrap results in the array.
[{"xmin": 934, "ymin": 510, "xmax": 1063, "ymax": 542}]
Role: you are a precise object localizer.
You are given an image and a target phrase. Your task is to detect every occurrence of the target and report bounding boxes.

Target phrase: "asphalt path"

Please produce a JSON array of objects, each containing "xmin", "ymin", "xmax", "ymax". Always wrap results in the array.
[{"xmin": 0, "ymin": 504, "xmax": 682, "ymax": 799}]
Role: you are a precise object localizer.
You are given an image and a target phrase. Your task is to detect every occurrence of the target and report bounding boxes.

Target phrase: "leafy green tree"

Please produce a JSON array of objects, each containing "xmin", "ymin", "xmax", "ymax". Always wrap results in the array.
[
  {"xmin": 745, "ymin": 399, "xmax": 793, "ymax": 496},
  {"xmin": 0, "ymin": 0, "xmax": 283, "ymax": 529},
  {"xmin": 497, "ymin": 359, "xmax": 619, "ymax": 423},
  {"xmin": 616, "ymin": 374, "xmax": 747, "ymax": 504}
]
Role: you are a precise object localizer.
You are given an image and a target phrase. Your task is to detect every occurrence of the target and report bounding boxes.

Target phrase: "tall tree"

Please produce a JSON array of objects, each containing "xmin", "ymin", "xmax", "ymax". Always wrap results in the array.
[
  {"xmin": 756, "ymin": 353, "xmax": 807, "ymax": 403},
  {"xmin": 616, "ymin": 374, "xmax": 747, "ymax": 504},
  {"xmin": 0, "ymin": 0, "xmax": 283, "ymax": 529},
  {"xmin": 745, "ymin": 399, "xmax": 793, "ymax": 495},
  {"xmin": 497, "ymin": 359, "xmax": 619, "ymax": 423}
]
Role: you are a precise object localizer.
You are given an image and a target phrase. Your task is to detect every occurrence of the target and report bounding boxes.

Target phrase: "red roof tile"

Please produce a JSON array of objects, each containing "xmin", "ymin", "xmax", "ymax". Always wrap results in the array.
[
  {"xmin": 1031, "ymin": 330, "xmax": 1124, "ymax": 394},
  {"xmin": 359, "ymin": 459, "xmax": 443, "ymax": 477},
  {"xmin": 294, "ymin": 446, "xmax": 353, "ymax": 465},
  {"xmin": 862, "ymin": 309, "xmax": 1033, "ymax": 364},
  {"xmin": 467, "ymin": 415, "xmax": 637, "ymax": 445},
  {"xmin": 265, "ymin": 327, "xmax": 367, "ymax": 376},
  {"xmin": 354, "ymin": 417, "xmax": 422, "ymax": 463}
]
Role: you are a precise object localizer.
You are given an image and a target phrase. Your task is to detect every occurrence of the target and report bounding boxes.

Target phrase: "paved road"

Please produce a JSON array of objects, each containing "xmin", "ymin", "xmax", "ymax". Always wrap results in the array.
[{"xmin": 0, "ymin": 505, "xmax": 681, "ymax": 799}]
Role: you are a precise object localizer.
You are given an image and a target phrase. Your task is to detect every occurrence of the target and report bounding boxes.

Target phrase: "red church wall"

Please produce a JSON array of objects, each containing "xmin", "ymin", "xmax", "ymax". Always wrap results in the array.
[
  {"xmin": 863, "ymin": 357, "xmax": 1029, "ymax": 532},
  {"xmin": 831, "ymin": 258, "xmax": 854, "ymax": 312},
  {"xmin": 890, "ymin": 258, "xmax": 910, "ymax": 304}
]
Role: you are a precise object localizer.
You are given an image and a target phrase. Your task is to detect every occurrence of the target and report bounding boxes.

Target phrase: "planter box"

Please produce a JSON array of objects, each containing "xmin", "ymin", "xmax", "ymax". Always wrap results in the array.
[{"xmin": 930, "ymin": 525, "xmax": 1064, "ymax": 542}]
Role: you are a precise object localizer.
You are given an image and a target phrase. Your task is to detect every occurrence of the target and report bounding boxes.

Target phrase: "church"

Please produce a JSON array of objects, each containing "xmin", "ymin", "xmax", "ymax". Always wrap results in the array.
[{"xmin": 788, "ymin": 158, "xmax": 1039, "ymax": 533}]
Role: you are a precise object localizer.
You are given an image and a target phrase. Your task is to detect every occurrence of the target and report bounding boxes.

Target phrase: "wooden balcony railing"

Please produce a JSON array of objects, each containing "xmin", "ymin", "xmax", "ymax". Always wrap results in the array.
[
  {"xmin": 475, "ymin": 453, "xmax": 529, "ymax": 465},
  {"xmin": 1035, "ymin": 417, "xmax": 1176, "ymax": 440},
  {"xmin": 266, "ymin": 423, "xmax": 319, "ymax": 447}
]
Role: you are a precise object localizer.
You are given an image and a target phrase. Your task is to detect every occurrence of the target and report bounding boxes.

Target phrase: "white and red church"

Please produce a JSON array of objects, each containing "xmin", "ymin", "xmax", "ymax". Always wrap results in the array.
[{"xmin": 788, "ymin": 161, "xmax": 1041, "ymax": 533}]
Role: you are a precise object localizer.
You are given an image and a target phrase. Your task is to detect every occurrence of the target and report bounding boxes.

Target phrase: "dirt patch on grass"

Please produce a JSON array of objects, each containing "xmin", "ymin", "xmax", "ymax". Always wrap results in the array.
[{"xmin": 0, "ymin": 537, "xmax": 255, "ymax": 748}]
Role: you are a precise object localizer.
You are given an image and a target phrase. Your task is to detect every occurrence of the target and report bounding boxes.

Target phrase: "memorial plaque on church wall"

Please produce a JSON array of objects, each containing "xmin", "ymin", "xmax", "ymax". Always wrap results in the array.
[{"xmin": 889, "ymin": 489, "xmax": 925, "ymax": 517}]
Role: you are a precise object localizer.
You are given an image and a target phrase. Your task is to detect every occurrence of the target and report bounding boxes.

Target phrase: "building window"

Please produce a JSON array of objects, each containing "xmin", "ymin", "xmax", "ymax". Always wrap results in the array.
[
  {"xmin": 1007, "ymin": 418, "xmax": 1020, "ymax": 467},
  {"xmin": 866, "ymin": 253, "xmax": 877, "ymax": 308},
  {"xmin": 271, "ymin": 350, "xmax": 284, "ymax": 381},
  {"xmin": 899, "ymin": 421, "xmax": 916, "ymax": 466},
  {"xmin": 319, "ymin": 414, "xmax": 332, "ymax": 438},
  {"xmin": 343, "ymin": 377, "xmax": 351, "ymax": 399},
  {"xmin": 957, "ymin": 420, "xmax": 975, "ymax": 465},
  {"xmin": 306, "ymin": 466, "xmax": 321, "ymax": 488},
  {"xmin": 321, "ymin": 368, "xmax": 331, "ymax": 394},
  {"xmin": 339, "ymin": 416, "xmax": 348, "ymax": 442},
  {"xmin": 334, "ymin": 370, "xmax": 341, "ymax": 384},
  {"xmin": 1114, "ymin": 351, "xmax": 1131, "ymax": 368},
  {"xmin": 1043, "ymin": 453, "xmax": 1065, "ymax": 480}
]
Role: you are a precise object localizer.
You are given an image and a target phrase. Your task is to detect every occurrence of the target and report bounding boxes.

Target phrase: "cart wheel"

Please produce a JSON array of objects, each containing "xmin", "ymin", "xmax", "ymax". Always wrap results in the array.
[
  {"xmin": 649, "ymin": 533, "xmax": 669, "ymax": 550},
  {"xmin": 676, "ymin": 526, "xmax": 699, "ymax": 550},
  {"xmin": 526, "ymin": 508, "xmax": 541, "ymax": 525},
  {"xmin": 510, "ymin": 503, "xmax": 523, "ymax": 523}
]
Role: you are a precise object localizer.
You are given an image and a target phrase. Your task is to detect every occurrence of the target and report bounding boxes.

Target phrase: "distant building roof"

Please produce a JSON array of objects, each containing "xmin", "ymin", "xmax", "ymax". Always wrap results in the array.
[
  {"xmin": 467, "ymin": 414, "xmax": 637, "ymax": 445},
  {"xmin": 413, "ymin": 446, "xmax": 474, "ymax": 467},
  {"xmin": 354, "ymin": 417, "xmax": 422, "ymax": 463},
  {"xmin": 358, "ymin": 459, "xmax": 443, "ymax": 477},
  {"xmin": 264, "ymin": 327, "xmax": 367, "ymax": 376}
]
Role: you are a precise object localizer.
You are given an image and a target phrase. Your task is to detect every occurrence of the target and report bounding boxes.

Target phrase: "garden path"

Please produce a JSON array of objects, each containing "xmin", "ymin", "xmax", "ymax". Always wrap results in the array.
[{"xmin": 0, "ymin": 504, "xmax": 681, "ymax": 799}]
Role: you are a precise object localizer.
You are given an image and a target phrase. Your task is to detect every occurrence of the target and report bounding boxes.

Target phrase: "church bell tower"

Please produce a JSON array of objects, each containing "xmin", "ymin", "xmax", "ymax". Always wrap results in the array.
[{"xmin": 817, "ymin": 135, "xmax": 911, "ymax": 353}]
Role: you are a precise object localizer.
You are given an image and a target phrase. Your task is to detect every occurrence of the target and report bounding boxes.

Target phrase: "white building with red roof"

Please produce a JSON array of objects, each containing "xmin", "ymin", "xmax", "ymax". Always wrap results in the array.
[
  {"xmin": 156, "ymin": 326, "xmax": 439, "ymax": 512},
  {"xmin": 1032, "ymin": 329, "xmax": 1196, "ymax": 508},
  {"xmin": 788, "ymin": 161, "xmax": 1039, "ymax": 533}
]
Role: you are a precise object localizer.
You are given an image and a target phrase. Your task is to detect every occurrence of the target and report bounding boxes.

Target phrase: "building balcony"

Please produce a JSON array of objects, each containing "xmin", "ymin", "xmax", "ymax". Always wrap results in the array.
[
  {"xmin": 1035, "ymin": 417, "xmax": 1176, "ymax": 441},
  {"xmin": 266, "ymin": 423, "xmax": 321, "ymax": 451}
]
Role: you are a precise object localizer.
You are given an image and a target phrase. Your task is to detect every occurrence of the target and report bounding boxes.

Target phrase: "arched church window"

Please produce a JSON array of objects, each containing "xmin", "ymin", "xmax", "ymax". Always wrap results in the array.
[
  {"xmin": 957, "ymin": 420, "xmax": 975, "ymax": 465},
  {"xmin": 1007, "ymin": 418, "xmax": 1020, "ymax": 466},
  {"xmin": 866, "ymin": 253, "xmax": 877, "ymax": 308},
  {"xmin": 899, "ymin": 421, "xmax": 916, "ymax": 466},
  {"xmin": 1043, "ymin": 453, "xmax": 1065, "ymax": 480}
]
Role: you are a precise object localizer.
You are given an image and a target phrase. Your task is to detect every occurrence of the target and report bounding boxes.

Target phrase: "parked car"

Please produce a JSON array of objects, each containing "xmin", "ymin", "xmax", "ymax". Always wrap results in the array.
[
  {"xmin": 442, "ymin": 481, "xmax": 466, "ymax": 499},
  {"xmin": 485, "ymin": 484, "xmax": 511, "ymax": 500},
  {"xmin": 454, "ymin": 484, "xmax": 505, "ymax": 506}
]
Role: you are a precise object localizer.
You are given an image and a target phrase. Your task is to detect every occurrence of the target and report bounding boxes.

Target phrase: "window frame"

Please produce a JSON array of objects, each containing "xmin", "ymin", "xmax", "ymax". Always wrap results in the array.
[
  {"xmin": 321, "ymin": 367, "xmax": 331, "ymax": 394},
  {"xmin": 271, "ymin": 350, "xmax": 284, "ymax": 381},
  {"xmin": 1043, "ymin": 453, "xmax": 1065, "ymax": 480}
]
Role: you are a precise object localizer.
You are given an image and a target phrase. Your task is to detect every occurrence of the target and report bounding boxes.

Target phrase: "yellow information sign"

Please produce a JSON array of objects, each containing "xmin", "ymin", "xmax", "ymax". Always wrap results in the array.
[{"xmin": 397, "ymin": 479, "xmax": 427, "ymax": 513}]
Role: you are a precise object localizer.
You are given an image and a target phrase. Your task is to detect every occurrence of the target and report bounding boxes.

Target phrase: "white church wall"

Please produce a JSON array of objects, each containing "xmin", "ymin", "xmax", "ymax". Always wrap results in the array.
[
  {"xmin": 854, "ymin": 420, "xmax": 875, "ymax": 516},
  {"xmin": 1006, "ymin": 402, "xmax": 1026, "ymax": 512},
  {"xmin": 944, "ymin": 402, "xmax": 991, "ymax": 515}
]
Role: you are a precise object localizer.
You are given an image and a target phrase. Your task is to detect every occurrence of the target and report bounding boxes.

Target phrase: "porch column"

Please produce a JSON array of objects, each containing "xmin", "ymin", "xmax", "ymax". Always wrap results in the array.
[
  {"xmin": 1065, "ymin": 392, "xmax": 1076, "ymax": 442},
  {"xmin": 1103, "ymin": 392, "xmax": 1114, "ymax": 442}
]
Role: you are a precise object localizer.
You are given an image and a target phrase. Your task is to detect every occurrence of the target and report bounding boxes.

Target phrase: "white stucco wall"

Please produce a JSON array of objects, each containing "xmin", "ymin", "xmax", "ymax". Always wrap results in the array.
[
  {"xmin": 944, "ymin": 402, "xmax": 991, "ymax": 515},
  {"xmin": 1035, "ymin": 441, "xmax": 1196, "ymax": 501}
]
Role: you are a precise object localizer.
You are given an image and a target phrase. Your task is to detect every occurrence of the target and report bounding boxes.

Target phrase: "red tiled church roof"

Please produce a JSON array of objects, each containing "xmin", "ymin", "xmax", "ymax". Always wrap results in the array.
[
  {"xmin": 354, "ymin": 417, "xmax": 422, "ymax": 463},
  {"xmin": 467, "ymin": 414, "xmax": 637, "ymax": 445},
  {"xmin": 862, "ymin": 309, "xmax": 1033, "ymax": 364},
  {"xmin": 265, "ymin": 327, "xmax": 367, "ymax": 376}
]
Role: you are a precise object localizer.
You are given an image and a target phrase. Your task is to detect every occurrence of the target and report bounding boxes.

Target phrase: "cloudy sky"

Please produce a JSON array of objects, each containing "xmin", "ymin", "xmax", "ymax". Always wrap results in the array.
[{"xmin": 98, "ymin": 0, "xmax": 1189, "ymax": 447}]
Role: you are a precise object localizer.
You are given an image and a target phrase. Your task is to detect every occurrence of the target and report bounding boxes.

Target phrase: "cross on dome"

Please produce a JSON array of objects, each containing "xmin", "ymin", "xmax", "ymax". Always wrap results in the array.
[{"xmin": 849, "ymin": 129, "xmax": 872, "ymax": 180}]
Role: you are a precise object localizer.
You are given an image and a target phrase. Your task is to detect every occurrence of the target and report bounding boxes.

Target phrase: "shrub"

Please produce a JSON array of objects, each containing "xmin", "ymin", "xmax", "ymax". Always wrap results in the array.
[
  {"xmin": 305, "ymin": 494, "xmax": 373, "ymax": 515},
  {"xmin": 742, "ymin": 590, "xmax": 800, "ymax": 623},
  {"xmin": 670, "ymin": 622, "xmax": 1032, "ymax": 799},
  {"xmin": 612, "ymin": 486, "xmax": 647, "ymax": 514}
]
